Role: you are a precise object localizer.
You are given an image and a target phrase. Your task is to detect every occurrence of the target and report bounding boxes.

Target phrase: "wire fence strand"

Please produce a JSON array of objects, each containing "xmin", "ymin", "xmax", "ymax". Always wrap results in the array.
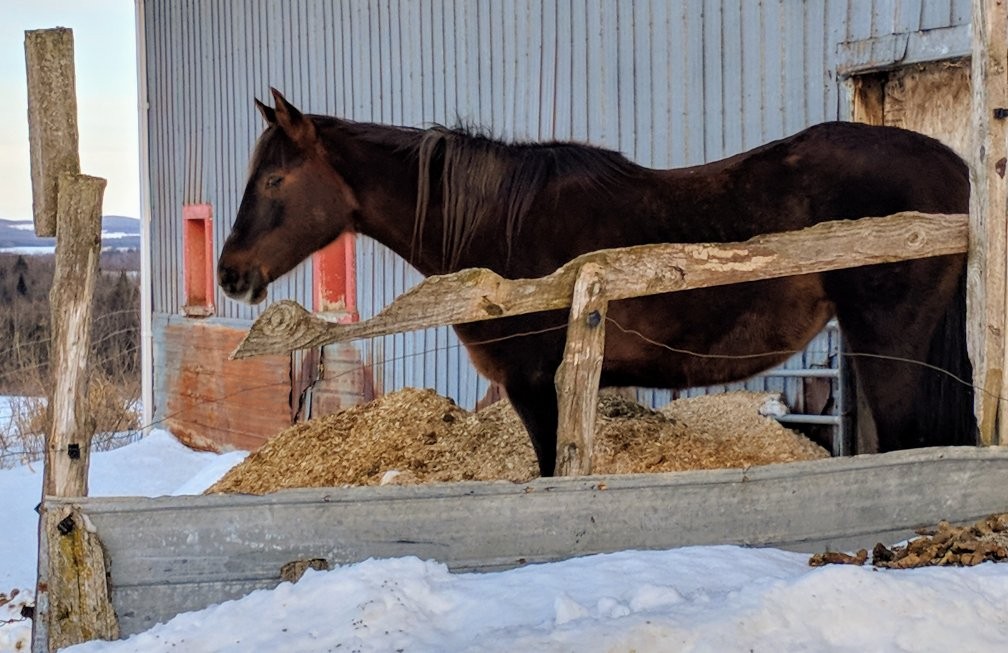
[{"xmin": 2, "ymin": 311, "xmax": 998, "ymax": 468}]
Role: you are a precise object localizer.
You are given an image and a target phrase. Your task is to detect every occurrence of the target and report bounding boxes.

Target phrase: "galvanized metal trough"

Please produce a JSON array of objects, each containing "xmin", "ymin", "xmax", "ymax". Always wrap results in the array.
[{"xmin": 41, "ymin": 446, "xmax": 1008, "ymax": 637}]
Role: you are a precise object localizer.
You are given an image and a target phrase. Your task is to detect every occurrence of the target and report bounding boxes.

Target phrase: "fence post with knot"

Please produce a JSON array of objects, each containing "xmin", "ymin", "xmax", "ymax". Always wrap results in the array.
[
  {"xmin": 554, "ymin": 262, "xmax": 608, "ymax": 476},
  {"xmin": 25, "ymin": 26, "xmax": 119, "ymax": 653}
]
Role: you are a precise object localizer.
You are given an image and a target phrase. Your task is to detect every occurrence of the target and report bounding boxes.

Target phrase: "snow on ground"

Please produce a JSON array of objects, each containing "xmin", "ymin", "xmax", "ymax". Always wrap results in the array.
[
  {"xmin": 0, "ymin": 245, "xmax": 57, "ymax": 255},
  {"xmin": 0, "ymin": 431, "xmax": 246, "ymax": 652},
  {"xmin": 0, "ymin": 396, "xmax": 11, "ymax": 432},
  {"xmin": 0, "ymin": 395, "xmax": 15, "ymax": 419},
  {"xmin": 2, "ymin": 432, "xmax": 1008, "ymax": 652}
]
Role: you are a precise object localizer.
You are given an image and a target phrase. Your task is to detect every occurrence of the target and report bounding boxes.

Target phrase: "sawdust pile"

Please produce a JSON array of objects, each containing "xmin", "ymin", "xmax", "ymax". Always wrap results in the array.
[
  {"xmin": 207, "ymin": 388, "xmax": 829, "ymax": 495},
  {"xmin": 809, "ymin": 514, "xmax": 1008, "ymax": 569}
]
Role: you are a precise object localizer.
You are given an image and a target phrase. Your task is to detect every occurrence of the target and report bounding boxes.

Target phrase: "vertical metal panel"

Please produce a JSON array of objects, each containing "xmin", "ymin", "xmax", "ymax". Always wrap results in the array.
[
  {"xmin": 147, "ymin": 0, "xmax": 326, "ymax": 324},
  {"xmin": 144, "ymin": 0, "xmax": 971, "ymax": 416},
  {"xmin": 700, "ymin": 0, "xmax": 722, "ymax": 160},
  {"xmin": 763, "ymin": 1, "xmax": 786, "ymax": 140},
  {"xmin": 896, "ymin": 0, "xmax": 925, "ymax": 32},
  {"xmin": 739, "ymin": 1, "xmax": 765, "ymax": 150},
  {"xmin": 782, "ymin": 2, "xmax": 808, "ymax": 135},
  {"xmin": 843, "ymin": 0, "xmax": 969, "ymax": 38}
]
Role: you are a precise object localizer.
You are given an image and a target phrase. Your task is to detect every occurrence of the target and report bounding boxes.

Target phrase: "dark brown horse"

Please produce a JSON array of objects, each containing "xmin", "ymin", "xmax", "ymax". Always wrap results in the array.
[{"xmin": 219, "ymin": 88, "xmax": 976, "ymax": 476}]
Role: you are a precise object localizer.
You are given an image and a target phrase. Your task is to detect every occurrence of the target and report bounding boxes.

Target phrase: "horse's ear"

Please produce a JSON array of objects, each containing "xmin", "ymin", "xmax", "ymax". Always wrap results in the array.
[
  {"xmin": 255, "ymin": 97, "xmax": 276, "ymax": 125},
  {"xmin": 270, "ymin": 87, "xmax": 317, "ymax": 148}
]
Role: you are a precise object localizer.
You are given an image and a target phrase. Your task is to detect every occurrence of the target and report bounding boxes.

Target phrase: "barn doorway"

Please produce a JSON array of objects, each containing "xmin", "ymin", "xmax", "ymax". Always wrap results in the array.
[
  {"xmin": 852, "ymin": 59, "xmax": 970, "ymax": 158},
  {"xmin": 848, "ymin": 58, "xmax": 971, "ymax": 453}
]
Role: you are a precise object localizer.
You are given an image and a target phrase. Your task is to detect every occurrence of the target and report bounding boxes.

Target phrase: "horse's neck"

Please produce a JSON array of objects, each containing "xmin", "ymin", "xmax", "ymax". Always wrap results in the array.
[
  {"xmin": 331, "ymin": 125, "xmax": 508, "ymax": 277},
  {"xmin": 329, "ymin": 123, "xmax": 724, "ymax": 278},
  {"xmin": 326, "ymin": 126, "xmax": 439, "ymax": 273}
]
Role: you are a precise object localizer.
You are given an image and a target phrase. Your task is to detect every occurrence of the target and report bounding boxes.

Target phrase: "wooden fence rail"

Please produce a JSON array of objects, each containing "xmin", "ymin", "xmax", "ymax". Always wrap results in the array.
[
  {"xmin": 234, "ymin": 211, "xmax": 969, "ymax": 475},
  {"xmin": 233, "ymin": 211, "xmax": 968, "ymax": 359}
]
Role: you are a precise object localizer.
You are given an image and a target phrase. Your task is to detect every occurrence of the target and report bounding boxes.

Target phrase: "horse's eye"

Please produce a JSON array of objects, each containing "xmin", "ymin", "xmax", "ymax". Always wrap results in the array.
[{"xmin": 265, "ymin": 175, "xmax": 283, "ymax": 189}]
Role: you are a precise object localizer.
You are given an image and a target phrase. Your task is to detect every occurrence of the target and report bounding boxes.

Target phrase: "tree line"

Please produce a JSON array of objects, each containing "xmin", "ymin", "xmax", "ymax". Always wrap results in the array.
[{"xmin": 0, "ymin": 252, "xmax": 140, "ymax": 396}]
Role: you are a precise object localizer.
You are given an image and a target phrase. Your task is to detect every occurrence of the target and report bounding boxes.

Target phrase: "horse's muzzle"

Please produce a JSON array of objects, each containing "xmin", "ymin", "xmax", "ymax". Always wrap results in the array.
[{"xmin": 218, "ymin": 261, "xmax": 269, "ymax": 304}]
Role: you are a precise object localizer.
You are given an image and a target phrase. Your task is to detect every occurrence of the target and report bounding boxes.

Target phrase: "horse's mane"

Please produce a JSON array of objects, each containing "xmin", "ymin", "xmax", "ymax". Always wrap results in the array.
[
  {"xmin": 412, "ymin": 125, "xmax": 638, "ymax": 269},
  {"xmin": 337, "ymin": 119, "xmax": 637, "ymax": 270}
]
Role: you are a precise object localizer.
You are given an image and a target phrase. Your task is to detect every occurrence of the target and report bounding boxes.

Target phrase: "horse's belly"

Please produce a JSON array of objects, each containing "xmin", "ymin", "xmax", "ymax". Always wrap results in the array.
[{"xmin": 601, "ymin": 275, "xmax": 834, "ymax": 389}]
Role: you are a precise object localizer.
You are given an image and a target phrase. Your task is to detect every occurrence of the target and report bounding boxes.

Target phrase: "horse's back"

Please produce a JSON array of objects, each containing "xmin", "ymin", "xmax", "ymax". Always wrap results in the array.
[{"xmin": 748, "ymin": 121, "xmax": 968, "ymax": 219}]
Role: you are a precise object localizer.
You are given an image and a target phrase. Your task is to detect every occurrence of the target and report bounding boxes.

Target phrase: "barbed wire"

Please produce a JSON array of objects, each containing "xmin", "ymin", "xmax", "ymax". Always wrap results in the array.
[
  {"xmin": 0, "ymin": 617, "xmax": 29, "ymax": 626},
  {"xmin": 604, "ymin": 318, "xmax": 984, "ymax": 398}
]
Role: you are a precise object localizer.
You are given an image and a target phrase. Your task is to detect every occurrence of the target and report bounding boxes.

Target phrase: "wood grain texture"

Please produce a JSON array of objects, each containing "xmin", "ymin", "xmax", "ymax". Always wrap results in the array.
[
  {"xmin": 969, "ymin": 0, "xmax": 1008, "ymax": 445},
  {"xmin": 852, "ymin": 74, "xmax": 885, "ymax": 125},
  {"xmin": 36, "ymin": 507, "xmax": 119, "ymax": 650},
  {"xmin": 35, "ymin": 173, "xmax": 109, "ymax": 653},
  {"xmin": 45, "ymin": 173, "xmax": 105, "ymax": 498},
  {"xmin": 882, "ymin": 60, "xmax": 971, "ymax": 161},
  {"xmin": 158, "ymin": 321, "xmax": 293, "ymax": 451},
  {"xmin": 24, "ymin": 28, "xmax": 80, "ymax": 237},
  {"xmin": 233, "ymin": 211, "xmax": 969, "ymax": 359},
  {"xmin": 554, "ymin": 263, "xmax": 608, "ymax": 475},
  {"xmin": 48, "ymin": 446, "xmax": 1008, "ymax": 637}
]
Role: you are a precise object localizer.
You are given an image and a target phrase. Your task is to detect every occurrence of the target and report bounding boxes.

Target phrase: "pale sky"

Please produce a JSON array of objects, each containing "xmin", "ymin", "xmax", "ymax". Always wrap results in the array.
[{"xmin": 0, "ymin": 0, "xmax": 138, "ymax": 220}]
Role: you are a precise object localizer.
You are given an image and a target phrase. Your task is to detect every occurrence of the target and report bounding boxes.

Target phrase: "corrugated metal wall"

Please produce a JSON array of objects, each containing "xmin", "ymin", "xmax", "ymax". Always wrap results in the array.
[
  {"xmin": 143, "ymin": 0, "xmax": 970, "ymax": 415},
  {"xmin": 841, "ymin": 0, "xmax": 969, "ymax": 39}
]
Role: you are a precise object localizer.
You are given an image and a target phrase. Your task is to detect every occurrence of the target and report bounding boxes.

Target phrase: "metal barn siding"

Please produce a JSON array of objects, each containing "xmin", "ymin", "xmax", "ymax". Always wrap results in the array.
[
  {"xmin": 141, "ymin": 1, "xmax": 971, "ymax": 437},
  {"xmin": 144, "ymin": 0, "xmax": 317, "ymax": 321}
]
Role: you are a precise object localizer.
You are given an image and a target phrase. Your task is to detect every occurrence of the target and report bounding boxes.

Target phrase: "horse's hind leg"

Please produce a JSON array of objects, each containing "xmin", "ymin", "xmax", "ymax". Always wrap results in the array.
[
  {"xmin": 839, "ymin": 334, "xmax": 925, "ymax": 452},
  {"xmin": 827, "ymin": 258, "xmax": 973, "ymax": 452},
  {"xmin": 504, "ymin": 378, "xmax": 560, "ymax": 477}
]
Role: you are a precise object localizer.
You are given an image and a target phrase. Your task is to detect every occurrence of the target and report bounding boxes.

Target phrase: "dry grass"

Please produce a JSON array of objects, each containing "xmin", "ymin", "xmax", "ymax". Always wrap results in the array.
[
  {"xmin": 207, "ymin": 388, "xmax": 829, "ymax": 494},
  {"xmin": 1, "ymin": 374, "xmax": 140, "ymax": 468},
  {"xmin": 0, "ymin": 253, "xmax": 141, "ymax": 467}
]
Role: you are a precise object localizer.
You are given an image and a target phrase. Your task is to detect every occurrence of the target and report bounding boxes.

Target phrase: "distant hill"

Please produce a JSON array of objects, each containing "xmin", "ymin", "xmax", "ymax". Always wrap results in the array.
[{"xmin": 0, "ymin": 215, "xmax": 140, "ymax": 252}]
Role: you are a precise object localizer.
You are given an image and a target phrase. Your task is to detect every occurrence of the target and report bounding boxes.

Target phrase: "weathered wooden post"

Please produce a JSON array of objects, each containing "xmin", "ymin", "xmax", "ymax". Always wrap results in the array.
[
  {"xmin": 45, "ymin": 172, "xmax": 106, "ymax": 497},
  {"xmin": 26, "ymin": 27, "xmax": 118, "ymax": 653},
  {"xmin": 968, "ymin": 0, "xmax": 1008, "ymax": 445},
  {"xmin": 24, "ymin": 28, "xmax": 80, "ymax": 238},
  {"xmin": 554, "ymin": 263, "xmax": 608, "ymax": 476}
]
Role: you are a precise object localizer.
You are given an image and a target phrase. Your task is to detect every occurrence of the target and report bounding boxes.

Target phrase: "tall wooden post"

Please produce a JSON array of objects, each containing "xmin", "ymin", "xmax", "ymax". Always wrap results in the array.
[
  {"xmin": 24, "ymin": 28, "xmax": 80, "ymax": 237},
  {"xmin": 554, "ymin": 263, "xmax": 608, "ymax": 476},
  {"xmin": 969, "ymin": 0, "xmax": 1008, "ymax": 445},
  {"xmin": 26, "ymin": 28, "xmax": 118, "ymax": 653},
  {"xmin": 46, "ymin": 173, "xmax": 106, "ymax": 497}
]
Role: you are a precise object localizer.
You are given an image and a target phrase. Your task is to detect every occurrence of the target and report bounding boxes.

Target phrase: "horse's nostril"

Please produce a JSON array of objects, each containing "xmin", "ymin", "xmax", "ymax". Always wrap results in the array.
[
  {"xmin": 217, "ymin": 263, "xmax": 267, "ymax": 304},
  {"xmin": 218, "ymin": 266, "xmax": 245, "ymax": 294}
]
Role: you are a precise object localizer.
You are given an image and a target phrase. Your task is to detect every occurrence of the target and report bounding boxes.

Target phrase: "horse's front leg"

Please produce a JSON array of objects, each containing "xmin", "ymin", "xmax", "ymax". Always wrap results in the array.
[{"xmin": 504, "ymin": 377, "xmax": 560, "ymax": 477}]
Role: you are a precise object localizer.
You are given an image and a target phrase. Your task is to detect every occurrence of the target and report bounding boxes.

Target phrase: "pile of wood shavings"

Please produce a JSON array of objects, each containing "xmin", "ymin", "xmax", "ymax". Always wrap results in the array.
[
  {"xmin": 810, "ymin": 514, "xmax": 1008, "ymax": 569},
  {"xmin": 206, "ymin": 387, "xmax": 828, "ymax": 495}
]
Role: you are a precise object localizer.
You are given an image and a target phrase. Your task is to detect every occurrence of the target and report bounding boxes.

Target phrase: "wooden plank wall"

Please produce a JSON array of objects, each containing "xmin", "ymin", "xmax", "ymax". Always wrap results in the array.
[
  {"xmin": 56, "ymin": 446, "xmax": 1008, "ymax": 637},
  {"xmin": 881, "ymin": 60, "xmax": 972, "ymax": 160},
  {"xmin": 153, "ymin": 316, "xmax": 292, "ymax": 450}
]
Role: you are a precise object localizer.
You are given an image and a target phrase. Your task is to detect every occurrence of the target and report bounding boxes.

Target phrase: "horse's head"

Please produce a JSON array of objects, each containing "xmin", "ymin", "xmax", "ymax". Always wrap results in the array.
[{"xmin": 218, "ymin": 89, "xmax": 360, "ymax": 304}]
